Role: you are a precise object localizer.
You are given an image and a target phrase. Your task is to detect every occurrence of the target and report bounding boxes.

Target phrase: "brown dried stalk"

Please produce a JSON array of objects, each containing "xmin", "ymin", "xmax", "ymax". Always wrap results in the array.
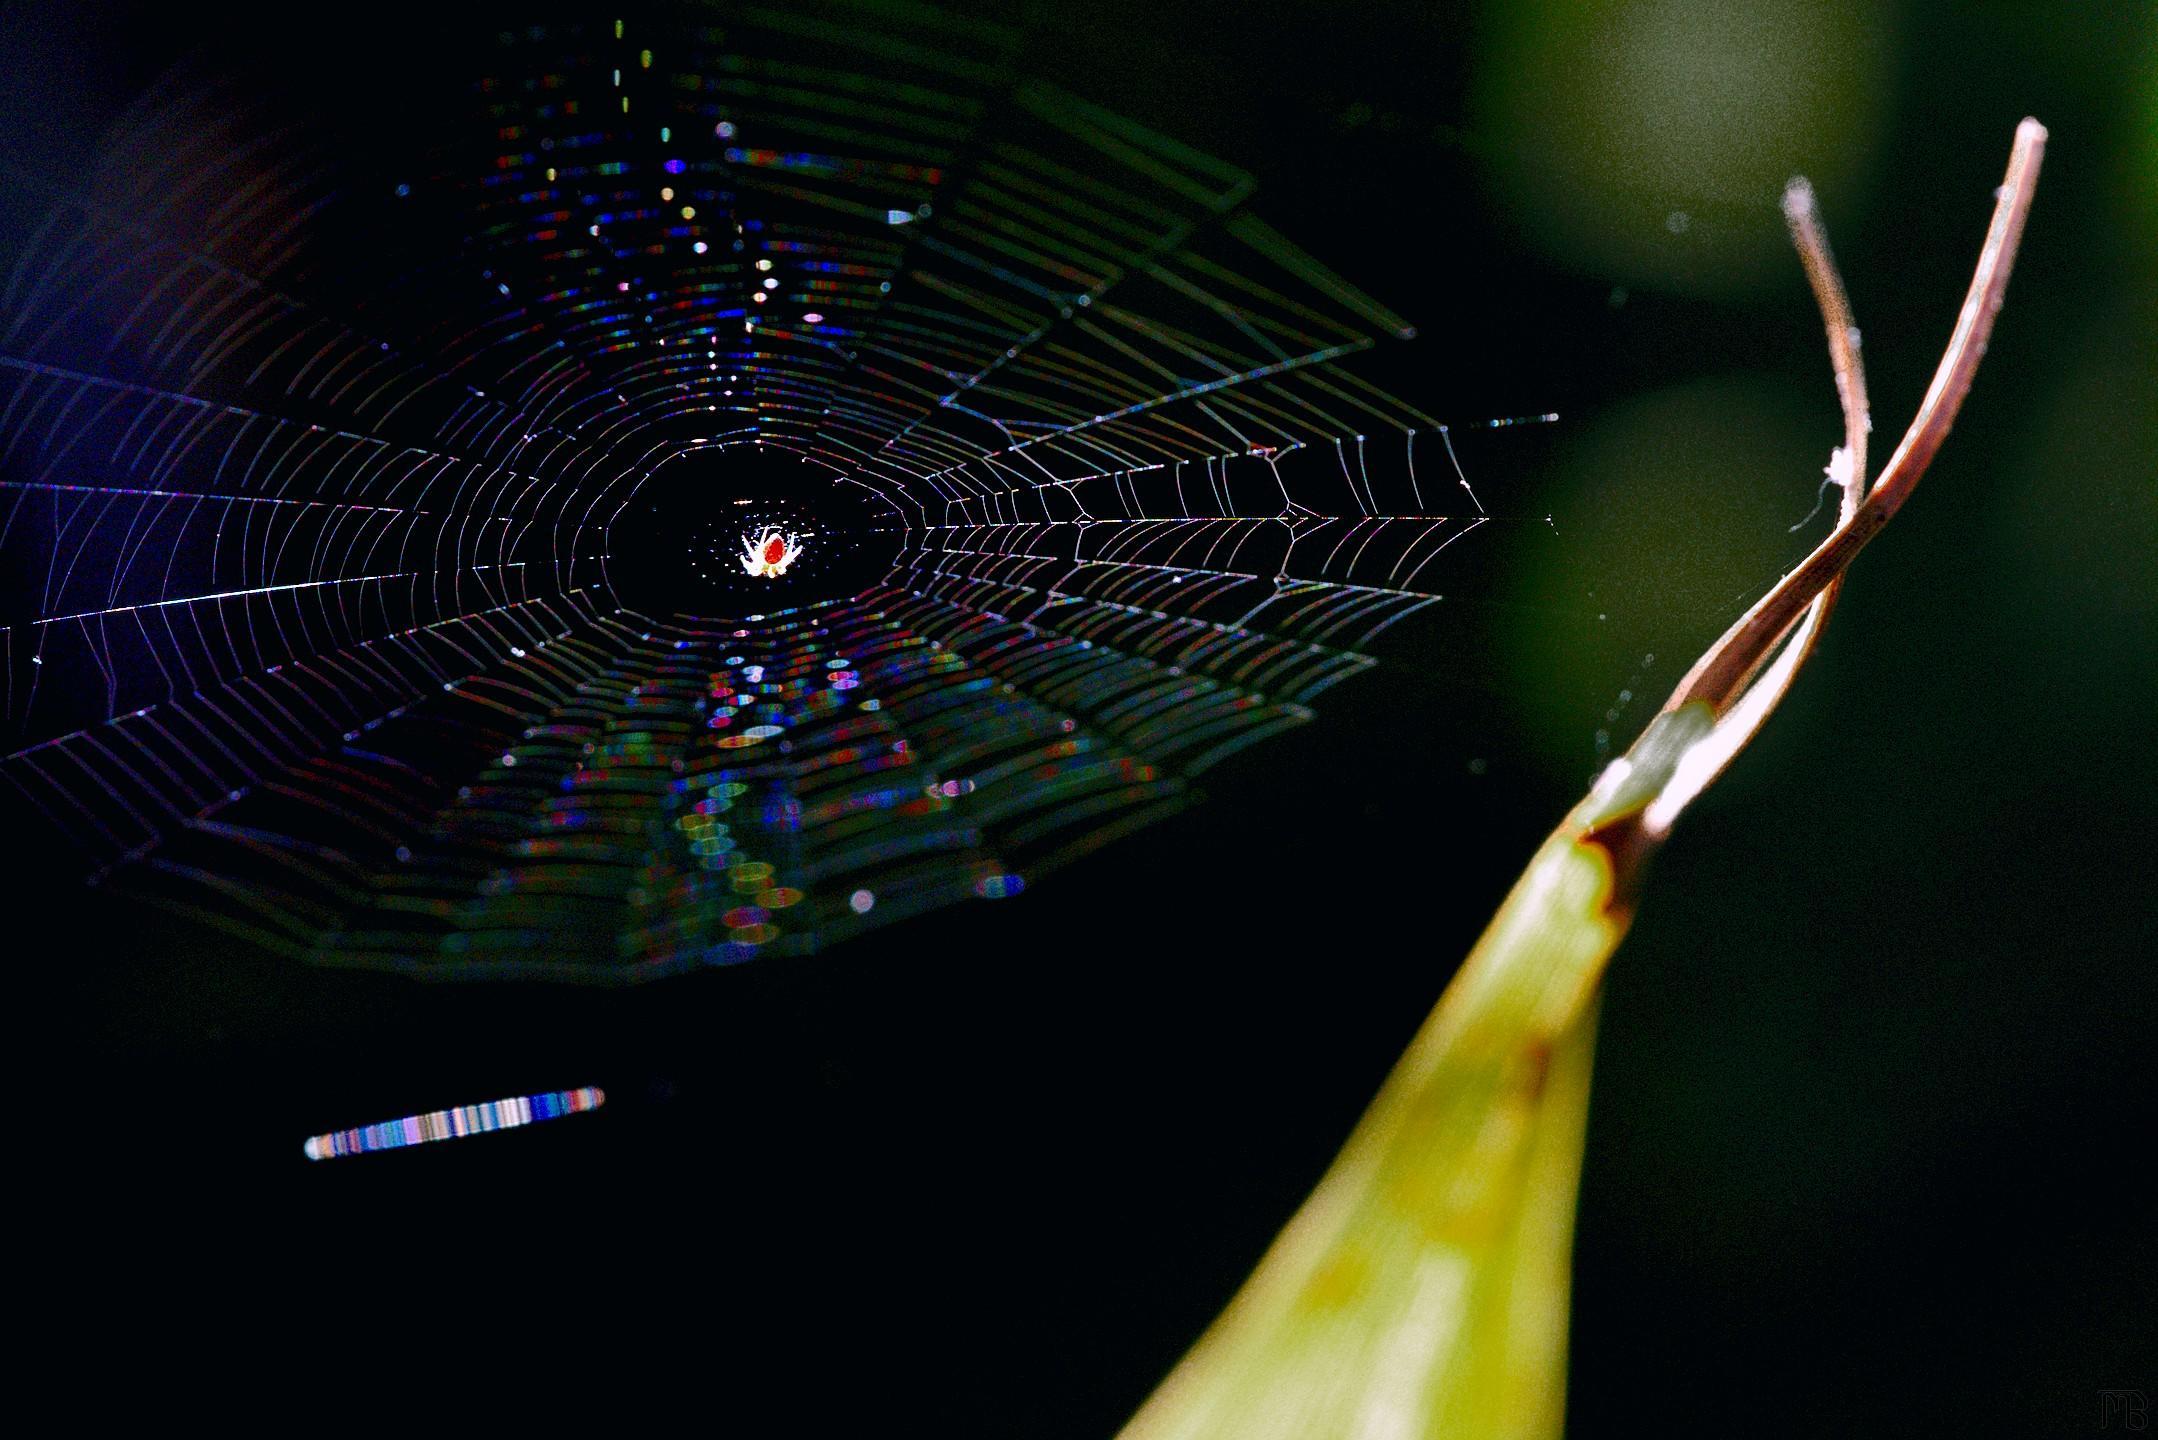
[{"xmin": 1654, "ymin": 119, "xmax": 2048, "ymax": 793}]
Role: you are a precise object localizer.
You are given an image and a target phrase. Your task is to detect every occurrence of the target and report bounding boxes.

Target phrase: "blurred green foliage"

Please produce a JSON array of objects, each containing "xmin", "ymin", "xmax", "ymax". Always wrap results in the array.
[{"xmin": 1473, "ymin": 0, "xmax": 1892, "ymax": 294}]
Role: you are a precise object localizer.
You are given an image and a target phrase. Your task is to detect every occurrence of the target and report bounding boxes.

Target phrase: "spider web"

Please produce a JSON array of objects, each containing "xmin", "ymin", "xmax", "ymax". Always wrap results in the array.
[{"xmin": 0, "ymin": 5, "xmax": 1571, "ymax": 980}]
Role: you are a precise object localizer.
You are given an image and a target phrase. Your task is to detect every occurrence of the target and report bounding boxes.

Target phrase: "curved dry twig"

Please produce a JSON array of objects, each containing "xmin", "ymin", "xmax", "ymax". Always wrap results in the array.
[
  {"xmin": 1643, "ymin": 117, "xmax": 2046, "ymax": 837},
  {"xmin": 1663, "ymin": 118, "xmax": 2046, "ymax": 725}
]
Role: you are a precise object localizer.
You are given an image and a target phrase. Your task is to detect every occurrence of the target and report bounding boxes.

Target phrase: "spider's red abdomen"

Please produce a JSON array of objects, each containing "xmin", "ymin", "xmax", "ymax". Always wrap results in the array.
[{"xmin": 764, "ymin": 536, "xmax": 786, "ymax": 564}]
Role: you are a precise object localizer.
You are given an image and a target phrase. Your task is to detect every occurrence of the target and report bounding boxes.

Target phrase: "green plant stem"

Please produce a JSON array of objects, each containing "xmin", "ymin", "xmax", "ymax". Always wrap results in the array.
[{"xmin": 1120, "ymin": 119, "xmax": 2046, "ymax": 1440}]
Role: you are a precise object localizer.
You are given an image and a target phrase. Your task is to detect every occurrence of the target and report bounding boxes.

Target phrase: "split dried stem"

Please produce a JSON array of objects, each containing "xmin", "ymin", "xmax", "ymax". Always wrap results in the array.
[{"xmin": 1661, "ymin": 119, "xmax": 2046, "ymax": 730}]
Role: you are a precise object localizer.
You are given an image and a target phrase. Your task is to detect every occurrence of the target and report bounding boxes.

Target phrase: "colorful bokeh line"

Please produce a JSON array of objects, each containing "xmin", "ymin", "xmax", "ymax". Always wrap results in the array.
[{"xmin": 302, "ymin": 1086, "xmax": 605, "ymax": 1160}]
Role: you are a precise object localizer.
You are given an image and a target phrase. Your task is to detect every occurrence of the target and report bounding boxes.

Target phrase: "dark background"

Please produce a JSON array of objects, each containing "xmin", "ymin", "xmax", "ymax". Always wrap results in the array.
[{"xmin": 17, "ymin": 0, "xmax": 2153, "ymax": 1428}]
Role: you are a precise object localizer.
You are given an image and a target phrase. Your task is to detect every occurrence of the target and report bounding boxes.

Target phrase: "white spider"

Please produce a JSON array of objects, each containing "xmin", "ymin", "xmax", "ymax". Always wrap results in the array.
[{"xmin": 739, "ymin": 526, "xmax": 805, "ymax": 578}]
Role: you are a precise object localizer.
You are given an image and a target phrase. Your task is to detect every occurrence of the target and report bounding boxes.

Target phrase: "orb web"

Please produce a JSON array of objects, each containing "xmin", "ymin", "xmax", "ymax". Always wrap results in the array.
[{"xmin": 0, "ymin": 8, "xmax": 1567, "ymax": 980}]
